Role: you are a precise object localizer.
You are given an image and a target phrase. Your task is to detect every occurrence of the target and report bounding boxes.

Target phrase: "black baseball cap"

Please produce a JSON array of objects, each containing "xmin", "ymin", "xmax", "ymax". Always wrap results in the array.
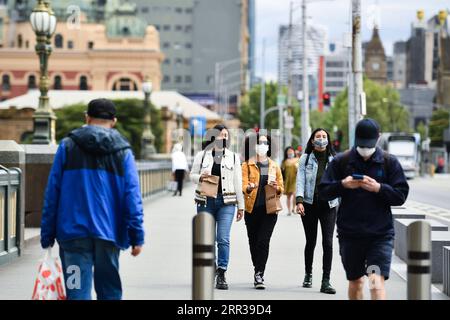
[
  {"xmin": 355, "ymin": 118, "xmax": 380, "ymax": 148},
  {"xmin": 86, "ymin": 98, "xmax": 116, "ymax": 120}
]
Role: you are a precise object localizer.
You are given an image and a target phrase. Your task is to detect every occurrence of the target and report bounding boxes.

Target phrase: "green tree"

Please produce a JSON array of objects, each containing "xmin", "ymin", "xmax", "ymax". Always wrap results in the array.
[
  {"xmin": 55, "ymin": 99, "xmax": 163, "ymax": 157},
  {"xmin": 428, "ymin": 108, "xmax": 449, "ymax": 147},
  {"xmin": 325, "ymin": 78, "xmax": 410, "ymax": 149}
]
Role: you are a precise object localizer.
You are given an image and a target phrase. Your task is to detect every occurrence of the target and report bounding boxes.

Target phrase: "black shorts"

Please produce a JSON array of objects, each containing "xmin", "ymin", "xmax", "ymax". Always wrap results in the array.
[{"xmin": 338, "ymin": 235, "xmax": 394, "ymax": 281}]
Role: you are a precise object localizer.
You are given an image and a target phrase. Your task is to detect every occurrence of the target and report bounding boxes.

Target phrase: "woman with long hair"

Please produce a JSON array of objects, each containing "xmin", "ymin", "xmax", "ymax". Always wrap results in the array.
[
  {"xmin": 242, "ymin": 131, "xmax": 284, "ymax": 289},
  {"xmin": 190, "ymin": 124, "xmax": 244, "ymax": 290},
  {"xmin": 295, "ymin": 128, "xmax": 339, "ymax": 294},
  {"xmin": 281, "ymin": 146, "xmax": 299, "ymax": 215}
]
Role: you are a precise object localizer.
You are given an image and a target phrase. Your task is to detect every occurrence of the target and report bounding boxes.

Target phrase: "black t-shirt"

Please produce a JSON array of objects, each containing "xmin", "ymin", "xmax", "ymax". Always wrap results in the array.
[
  {"xmin": 254, "ymin": 159, "xmax": 269, "ymax": 209},
  {"xmin": 211, "ymin": 150, "xmax": 223, "ymax": 194}
]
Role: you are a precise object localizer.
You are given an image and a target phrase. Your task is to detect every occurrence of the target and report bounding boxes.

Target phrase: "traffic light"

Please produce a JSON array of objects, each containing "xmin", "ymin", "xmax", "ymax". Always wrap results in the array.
[{"xmin": 323, "ymin": 92, "xmax": 331, "ymax": 106}]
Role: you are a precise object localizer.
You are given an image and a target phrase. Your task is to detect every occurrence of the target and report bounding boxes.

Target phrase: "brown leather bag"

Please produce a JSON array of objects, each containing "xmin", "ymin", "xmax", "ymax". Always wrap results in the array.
[
  {"xmin": 200, "ymin": 175, "xmax": 220, "ymax": 198},
  {"xmin": 265, "ymin": 184, "xmax": 282, "ymax": 214}
]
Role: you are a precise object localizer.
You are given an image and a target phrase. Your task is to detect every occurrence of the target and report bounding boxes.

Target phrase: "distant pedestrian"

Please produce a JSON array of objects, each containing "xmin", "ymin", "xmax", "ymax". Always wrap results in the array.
[
  {"xmin": 281, "ymin": 146, "xmax": 298, "ymax": 215},
  {"xmin": 40, "ymin": 99, "xmax": 145, "ymax": 300},
  {"xmin": 190, "ymin": 124, "xmax": 244, "ymax": 290},
  {"xmin": 171, "ymin": 143, "xmax": 189, "ymax": 196},
  {"xmin": 295, "ymin": 128, "xmax": 339, "ymax": 294},
  {"xmin": 319, "ymin": 118, "xmax": 409, "ymax": 300},
  {"xmin": 436, "ymin": 156, "xmax": 445, "ymax": 174},
  {"xmin": 242, "ymin": 131, "xmax": 284, "ymax": 289}
]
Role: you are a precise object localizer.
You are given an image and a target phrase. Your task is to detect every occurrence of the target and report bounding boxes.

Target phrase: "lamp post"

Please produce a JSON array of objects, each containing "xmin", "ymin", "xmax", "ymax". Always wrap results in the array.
[
  {"xmin": 141, "ymin": 77, "xmax": 156, "ymax": 159},
  {"xmin": 175, "ymin": 103, "xmax": 183, "ymax": 129},
  {"xmin": 30, "ymin": 0, "xmax": 57, "ymax": 144}
]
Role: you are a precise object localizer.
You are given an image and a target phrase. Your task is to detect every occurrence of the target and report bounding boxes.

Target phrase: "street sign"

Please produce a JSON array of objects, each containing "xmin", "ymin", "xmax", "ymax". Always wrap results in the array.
[
  {"xmin": 189, "ymin": 116, "xmax": 206, "ymax": 136},
  {"xmin": 285, "ymin": 115, "xmax": 294, "ymax": 129},
  {"xmin": 360, "ymin": 92, "xmax": 367, "ymax": 116},
  {"xmin": 297, "ymin": 91, "xmax": 303, "ymax": 101},
  {"xmin": 277, "ymin": 94, "xmax": 287, "ymax": 106}
]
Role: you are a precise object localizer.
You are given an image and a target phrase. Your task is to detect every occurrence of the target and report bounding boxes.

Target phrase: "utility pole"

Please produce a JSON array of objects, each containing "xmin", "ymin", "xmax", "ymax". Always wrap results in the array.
[
  {"xmin": 287, "ymin": 1, "xmax": 294, "ymax": 107},
  {"xmin": 350, "ymin": 0, "xmax": 364, "ymax": 147},
  {"xmin": 260, "ymin": 39, "xmax": 266, "ymax": 129},
  {"xmin": 301, "ymin": 0, "xmax": 310, "ymax": 147}
]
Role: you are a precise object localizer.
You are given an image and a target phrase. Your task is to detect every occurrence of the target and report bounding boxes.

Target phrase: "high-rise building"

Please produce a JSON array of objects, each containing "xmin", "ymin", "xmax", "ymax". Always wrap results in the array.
[
  {"xmin": 323, "ymin": 54, "xmax": 349, "ymax": 99},
  {"xmin": 132, "ymin": 0, "xmax": 250, "ymax": 115},
  {"xmin": 392, "ymin": 41, "xmax": 407, "ymax": 89},
  {"xmin": 278, "ymin": 23, "xmax": 328, "ymax": 107}
]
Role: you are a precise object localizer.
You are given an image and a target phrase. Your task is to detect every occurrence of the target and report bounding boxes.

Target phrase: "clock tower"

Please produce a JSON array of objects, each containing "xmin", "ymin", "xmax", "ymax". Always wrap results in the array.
[{"xmin": 364, "ymin": 26, "xmax": 387, "ymax": 84}]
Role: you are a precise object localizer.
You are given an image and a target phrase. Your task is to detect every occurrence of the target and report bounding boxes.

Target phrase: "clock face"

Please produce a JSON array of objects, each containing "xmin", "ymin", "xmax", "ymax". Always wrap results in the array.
[{"xmin": 372, "ymin": 62, "xmax": 380, "ymax": 71}]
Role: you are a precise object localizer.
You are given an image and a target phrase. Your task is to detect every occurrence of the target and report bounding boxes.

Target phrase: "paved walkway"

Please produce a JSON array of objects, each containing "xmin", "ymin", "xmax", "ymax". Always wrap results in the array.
[{"xmin": 0, "ymin": 184, "xmax": 448, "ymax": 300}]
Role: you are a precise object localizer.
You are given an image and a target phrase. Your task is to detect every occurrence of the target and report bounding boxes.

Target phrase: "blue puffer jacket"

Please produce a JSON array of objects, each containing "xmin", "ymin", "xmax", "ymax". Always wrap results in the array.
[{"xmin": 40, "ymin": 125, "xmax": 145, "ymax": 250}]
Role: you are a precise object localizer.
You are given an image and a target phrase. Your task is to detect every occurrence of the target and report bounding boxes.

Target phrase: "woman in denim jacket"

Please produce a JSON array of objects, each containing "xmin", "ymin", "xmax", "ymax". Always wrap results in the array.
[{"xmin": 295, "ymin": 128, "xmax": 339, "ymax": 294}]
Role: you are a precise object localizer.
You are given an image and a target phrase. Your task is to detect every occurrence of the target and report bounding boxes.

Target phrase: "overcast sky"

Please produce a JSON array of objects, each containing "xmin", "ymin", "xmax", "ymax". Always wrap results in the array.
[{"xmin": 255, "ymin": 0, "xmax": 450, "ymax": 81}]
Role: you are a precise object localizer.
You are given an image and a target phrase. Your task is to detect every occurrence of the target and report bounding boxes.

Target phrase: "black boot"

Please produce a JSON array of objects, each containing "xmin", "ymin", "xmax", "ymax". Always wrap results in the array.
[
  {"xmin": 302, "ymin": 273, "xmax": 312, "ymax": 288},
  {"xmin": 320, "ymin": 274, "xmax": 336, "ymax": 294},
  {"xmin": 216, "ymin": 268, "xmax": 229, "ymax": 290}
]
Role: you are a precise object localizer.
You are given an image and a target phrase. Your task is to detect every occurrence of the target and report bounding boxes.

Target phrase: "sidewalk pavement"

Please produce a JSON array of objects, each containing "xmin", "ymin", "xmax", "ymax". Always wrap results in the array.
[{"xmin": 0, "ymin": 184, "xmax": 448, "ymax": 300}]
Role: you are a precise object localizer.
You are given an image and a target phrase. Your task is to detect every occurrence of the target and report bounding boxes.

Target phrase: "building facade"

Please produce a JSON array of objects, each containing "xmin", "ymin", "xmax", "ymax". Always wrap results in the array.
[
  {"xmin": 278, "ymin": 23, "xmax": 328, "ymax": 108},
  {"xmin": 132, "ymin": 0, "xmax": 251, "ymax": 115},
  {"xmin": 0, "ymin": 2, "xmax": 164, "ymax": 101},
  {"xmin": 364, "ymin": 27, "xmax": 387, "ymax": 84},
  {"xmin": 392, "ymin": 41, "xmax": 407, "ymax": 89}
]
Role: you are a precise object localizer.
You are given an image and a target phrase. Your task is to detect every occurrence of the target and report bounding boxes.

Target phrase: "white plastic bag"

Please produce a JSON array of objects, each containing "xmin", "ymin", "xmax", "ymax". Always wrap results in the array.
[
  {"xmin": 167, "ymin": 180, "xmax": 177, "ymax": 192},
  {"xmin": 31, "ymin": 248, "xmax": 66, "ymax": 300}
]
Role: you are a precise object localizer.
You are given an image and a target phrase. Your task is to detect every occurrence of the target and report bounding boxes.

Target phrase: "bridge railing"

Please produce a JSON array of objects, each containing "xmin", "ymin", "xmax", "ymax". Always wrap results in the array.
[
  {"xmin": 136, "ymin": 161, "xmax": 173, "ymax": 200},
  {"xmin": 0, "ymin": 165, "xmax": 23, "ymax": 265}
]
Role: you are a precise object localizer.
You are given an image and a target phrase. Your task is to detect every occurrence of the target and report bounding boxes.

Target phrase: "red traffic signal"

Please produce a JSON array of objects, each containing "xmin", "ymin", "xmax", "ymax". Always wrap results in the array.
[{"xmin": 323, "ymin": 92, "xmax": 331, "ymax": 106}]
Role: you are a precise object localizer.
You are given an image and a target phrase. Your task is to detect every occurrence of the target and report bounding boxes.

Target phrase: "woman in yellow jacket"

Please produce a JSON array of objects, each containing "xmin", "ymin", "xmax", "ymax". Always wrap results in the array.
[{"xmin": 242, "ymin": 131, "xmax": 284, "ymax": 289}]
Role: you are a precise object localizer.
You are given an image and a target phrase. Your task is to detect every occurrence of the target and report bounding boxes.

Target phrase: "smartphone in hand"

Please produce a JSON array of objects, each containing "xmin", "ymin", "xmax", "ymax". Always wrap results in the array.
[{"xmin": 352, "ymin": 174, "xmax": 364, "ymax": 180}]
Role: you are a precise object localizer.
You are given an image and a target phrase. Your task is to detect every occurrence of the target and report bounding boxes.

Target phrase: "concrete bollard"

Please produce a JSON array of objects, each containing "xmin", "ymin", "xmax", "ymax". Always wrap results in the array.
[
  {"xmin": 192, "ymin": 212, "xmax": 215, "ymax": 300},
  {"xmin": 407, "ymin": 220, "xmax": 432, "ymax": 300}
]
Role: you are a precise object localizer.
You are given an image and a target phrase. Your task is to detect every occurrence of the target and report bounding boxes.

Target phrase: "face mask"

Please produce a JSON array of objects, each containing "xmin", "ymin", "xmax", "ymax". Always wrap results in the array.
[
  {"xmin": 357, "ymin": 147, "xmax": 376, "ymax": 158},
  {"xmin": 287, "ymin": 153, "xmax": 295, "ymax": 159},
  {"xmin": 313, "ymin": 138, "xmax": 328, "ymax": 149},
  {"xmin": 255, "ymin": 144, "xmax": 269, "ymax": 156}
]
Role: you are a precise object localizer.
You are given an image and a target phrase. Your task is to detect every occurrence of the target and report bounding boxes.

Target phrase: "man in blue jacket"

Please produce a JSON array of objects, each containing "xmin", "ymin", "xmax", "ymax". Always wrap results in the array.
[
  {"xmin": 319, "ymin": 118, "xmax": 409, "ymax": 300},
  {"xmin": 40, "ymin": 98, "xmax": 145, "ymax": 300}
]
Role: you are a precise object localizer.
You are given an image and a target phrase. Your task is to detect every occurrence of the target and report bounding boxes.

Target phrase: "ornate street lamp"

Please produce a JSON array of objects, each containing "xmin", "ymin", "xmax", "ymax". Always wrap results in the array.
[
  {"xmin": 30, "ymin": 0, "xmax": 57, "ymax": 144},
  {"xmin": 141, "ymin": 77, "xmax": 156, "ymax": 158}
]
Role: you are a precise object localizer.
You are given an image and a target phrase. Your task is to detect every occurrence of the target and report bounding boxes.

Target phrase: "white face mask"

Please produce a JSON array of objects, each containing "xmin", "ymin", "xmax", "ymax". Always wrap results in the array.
[
  {"xmin": 357, "ymin": 147, "xmax": 376, "ymax": 158},
  {"xmin": 255, "ymin": 144, "xmax": 269, "ymax": 156}
]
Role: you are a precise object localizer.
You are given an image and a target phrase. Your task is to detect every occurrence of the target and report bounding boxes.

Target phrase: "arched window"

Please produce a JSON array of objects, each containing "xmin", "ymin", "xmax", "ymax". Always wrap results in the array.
[
  {"xmin": 17, "ymin": 34, "xmax": 23, "ymax": 48},
  {"xmin": 28, "ymin": 75, "xmax": 37, "ymax": 89},
  {"xmin": 53, "ymin": 75, "xmax": 62, "ymax": 90},
  {"xmin": 2, "ymin": 74, "xmax": 11, "ymax": 91},
  {"xmin": 79, "ymin": 76, "xmax": 88, "ymax": 90},
  {"xmin": 54, "ymin": 34, "xmax": 63, "ymax": 48},
  {"xmin": 112, "ymin": 78, "xmax": 138, "ymax": 91}
]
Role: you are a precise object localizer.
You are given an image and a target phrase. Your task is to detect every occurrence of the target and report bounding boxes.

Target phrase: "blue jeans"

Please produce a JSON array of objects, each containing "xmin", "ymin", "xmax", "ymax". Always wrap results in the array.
[
  {"xmin": 197, "ymin": 194, "xmax": 236, "ymax": 270},
  {"xmin": 58, "ymin": 237, "xmax": 122, "ymax": 300}
]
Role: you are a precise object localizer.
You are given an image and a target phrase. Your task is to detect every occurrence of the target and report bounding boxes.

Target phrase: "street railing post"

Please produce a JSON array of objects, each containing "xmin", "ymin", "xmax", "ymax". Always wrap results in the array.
[
  {"xmin": 192, "ymin": 212, "xmax": 215, "ymax": 300},
  {"xmin": 407, "ymin": 220, "xmax": 432, "ymax": 300}
]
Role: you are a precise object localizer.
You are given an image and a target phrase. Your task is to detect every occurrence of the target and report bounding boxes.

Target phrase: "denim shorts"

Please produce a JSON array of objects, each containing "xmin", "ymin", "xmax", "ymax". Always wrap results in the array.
[{"xmin": 338, "ymin": 235, "xmax": 394, "ymax": 281}]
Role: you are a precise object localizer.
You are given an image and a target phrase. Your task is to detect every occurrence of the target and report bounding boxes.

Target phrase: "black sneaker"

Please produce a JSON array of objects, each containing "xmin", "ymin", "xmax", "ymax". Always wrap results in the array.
[
  {"xmin": 216, "ymin": 268, "xmax": 229, "ymax": 290},
  {"xmin": 302, "ymin": 273, "xmax": 312, "ymax": 288},
  {"xmin": 254, "ymin": 272, "xmax": 266, "ymax": 290}
]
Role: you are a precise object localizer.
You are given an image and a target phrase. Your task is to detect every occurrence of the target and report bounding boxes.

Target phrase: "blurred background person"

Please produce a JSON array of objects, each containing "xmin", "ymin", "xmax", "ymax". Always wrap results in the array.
[
  {"xmin": 171, "ymin": 143, "xmax": 189, "ymax": 196},
  {"xmin": 281, "ymin": 146, "xmax": 299, "ymax": 215}
]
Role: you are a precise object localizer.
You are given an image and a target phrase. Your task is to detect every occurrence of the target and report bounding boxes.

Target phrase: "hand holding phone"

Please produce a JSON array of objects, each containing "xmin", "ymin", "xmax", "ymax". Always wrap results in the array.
[{"xmin": 352, "ymin": 174, "xmax": 365, "ymax": 180}]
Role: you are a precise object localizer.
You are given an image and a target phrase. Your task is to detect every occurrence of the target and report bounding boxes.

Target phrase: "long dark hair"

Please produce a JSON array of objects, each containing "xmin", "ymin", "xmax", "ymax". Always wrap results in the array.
[
  {"xmin": 282, "ymin": 146, "xmax": 295, "ymax": 163},
  {"xmin": 202, "ymin": 124, "xmax": 229, "ymax": 150},
  {"xmin": 244, "ymin": 131, "xmax": 274, "ymax": 161},
  {"xmin": 305, "ymin": 128, "xmax": 335, "ymax": 157}
]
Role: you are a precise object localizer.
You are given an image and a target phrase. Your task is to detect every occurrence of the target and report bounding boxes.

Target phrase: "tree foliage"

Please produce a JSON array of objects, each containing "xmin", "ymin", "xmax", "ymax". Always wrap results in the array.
[
  {"xmin": 55, "ymin": 99, "xmax": 163, "ymax": 157},
  {"xmin": 428, "ymin": 108, "xmax": 449, "ymax": 147}
]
